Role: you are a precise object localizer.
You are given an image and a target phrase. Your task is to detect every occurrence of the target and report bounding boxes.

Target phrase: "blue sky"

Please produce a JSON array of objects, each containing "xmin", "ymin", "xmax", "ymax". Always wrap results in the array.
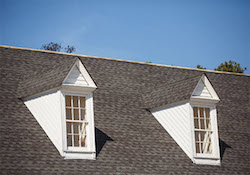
[{"xmin": 1, "ymin": 0, "xmax": 249, "ymax": 73}]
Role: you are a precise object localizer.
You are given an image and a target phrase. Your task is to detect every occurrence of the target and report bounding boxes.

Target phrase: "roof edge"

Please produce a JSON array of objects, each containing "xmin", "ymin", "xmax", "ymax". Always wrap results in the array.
[{"xmin": 1, "ymin": 45, "xmax": 249, "ymax": 77}]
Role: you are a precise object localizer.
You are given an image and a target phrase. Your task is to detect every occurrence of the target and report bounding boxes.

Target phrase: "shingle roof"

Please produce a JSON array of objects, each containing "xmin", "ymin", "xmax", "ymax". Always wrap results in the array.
[
  {"xmin": 142, "ymin": 74, "xmax": 202, "ymax": 109},
  {"xmin": 17, "ymin": 57, "xmax": 76, "ymax": 98},
  {"xmin": 0, "ymin": 46, "xmax": 249, "ymax": 174}
]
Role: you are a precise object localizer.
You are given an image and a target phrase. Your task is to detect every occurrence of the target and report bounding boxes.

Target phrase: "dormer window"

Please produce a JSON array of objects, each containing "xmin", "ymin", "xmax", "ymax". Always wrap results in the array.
[
  {"xmin": 193, "ymin": 107, "xmax": 212, "ymax": 154},
  {"xmin": 150, "ymin": 74, "xmax": 221, "ymax": 166},
  {"xmin": 65, "ymin": 95, "xmax": 87, "ymax": 148},
  {"xmin": 22, "ymin": 58, "xmax": 97, "ymax": 160}
]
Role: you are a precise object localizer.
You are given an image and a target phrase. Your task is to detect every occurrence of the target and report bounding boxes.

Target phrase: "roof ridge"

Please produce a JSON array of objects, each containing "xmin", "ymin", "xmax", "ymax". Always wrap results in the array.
[{"xmin": 1, "ymin": 45, "xmax": 249, "ymax": 77}]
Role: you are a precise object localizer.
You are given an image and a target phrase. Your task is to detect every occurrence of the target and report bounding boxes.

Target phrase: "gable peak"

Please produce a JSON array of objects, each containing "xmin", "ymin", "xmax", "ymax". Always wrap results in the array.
[
  {"xmin": 191, "ymin": 74, "xmax": 220, "ymax": 102},
  {"xmin": 63, "ymin": 58, "xmax": 97, "ymax": 89}
]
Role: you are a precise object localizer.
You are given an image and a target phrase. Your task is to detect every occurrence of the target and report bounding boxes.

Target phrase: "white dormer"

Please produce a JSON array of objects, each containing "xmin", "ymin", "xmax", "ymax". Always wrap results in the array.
[
  {"xmin": 24, "ymin": 58, "xmax": 97, "ymax": 159},
  {"xmin": 151, "ymin": 75, "xmax": 221, "ymax": 165}
]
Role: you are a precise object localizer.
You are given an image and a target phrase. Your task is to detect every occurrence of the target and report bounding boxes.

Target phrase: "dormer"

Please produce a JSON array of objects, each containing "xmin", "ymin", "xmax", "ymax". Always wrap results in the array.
[
  {"xmin": 18, "ymin": 58, "xmax": 97, "ymax": 159},
  {"xmin": 143, "ymin": 74, "xmax": 221, "ymax": 165}
]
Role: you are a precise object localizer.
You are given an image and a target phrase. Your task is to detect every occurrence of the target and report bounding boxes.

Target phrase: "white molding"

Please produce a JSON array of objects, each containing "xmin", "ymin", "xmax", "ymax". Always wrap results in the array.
[
  {"xmin": 61, "ymin": 84, "xmax": 96, "ymax": 92},
  {"xmin": 190, "ymin": 97, "xmax": 220, "ymax": 104}
]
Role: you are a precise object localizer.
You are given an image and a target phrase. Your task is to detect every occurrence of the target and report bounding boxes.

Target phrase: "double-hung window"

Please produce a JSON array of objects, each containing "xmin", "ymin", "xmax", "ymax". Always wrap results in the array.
[
  {"xmin": 65, "ymin": 95, "xmax": 88, "ymax": 149},
  {"xmin": 193, "ymin": 107, "xmax": 212, "ymax": 155}
]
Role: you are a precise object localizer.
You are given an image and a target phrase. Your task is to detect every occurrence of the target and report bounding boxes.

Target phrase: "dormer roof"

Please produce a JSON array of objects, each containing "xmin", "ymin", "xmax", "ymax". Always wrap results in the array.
[
  {"xmin": 142, "ymin": 73, "xmax": 219, "ymax": 110},
  {"xmin": 17, "ymin": 57, "xmax": 96, "ymax": 99}
]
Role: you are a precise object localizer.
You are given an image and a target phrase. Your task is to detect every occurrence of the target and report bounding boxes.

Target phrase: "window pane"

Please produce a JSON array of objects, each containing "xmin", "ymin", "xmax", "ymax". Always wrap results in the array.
[
  {"xmin": 74, "ymin": 109, "xmax": 79, "ymax": 120},
  {"xmin": 200, "ymin": 119, "xmax": 205, "ymax": 129},
  {"xmin": 73, "ymin": 96, "xmax": 78, "ymax": 107},
  {"xmin": 66, "ymin": 108, "xmax": 72, "ymax": 120},
  {"xmin": 206, "ymin": 119, "xmax": 211, "ymax": 130},
  {"xmin": 65, "ymin": 96, "xmax": 71, "ymax": 107},
  {"xmin": 73, "ymin": 123, "xmax": 79, "ymax": 134},
  {"xmin": 80, "ymin": 97, "xmax": 85, "ymax": 108},
  {"xmin": 200, "ymin": 108, "xmax": 204, "ymax": 118},
  {"xmin": 81, "ymin": 109, "xmax": 85, "ymax": 120},
  {"xmin": 205, "ymin": 108, "xmax": 210, "ymax": 119},
  {"xmin": 67, "ymin": 135, "xmax": 72, "ymax": 146},
  {"xmin": 74, "ymin": 135, "xmax": 79, "ymax": 147},
  {"xmin": 195, "ymin": 131, "xmax": 199, "ymax": 142},
  {"xmin": 193, "ymin": 107, "xmax": 198, "ymax": 117},
  {"xmin": 66, "ymin": 122, "xmax": 72, "ymax": 134},
  {"xmin": 196, "ymin": 143, "xmax": 200, "ymax": 153}
]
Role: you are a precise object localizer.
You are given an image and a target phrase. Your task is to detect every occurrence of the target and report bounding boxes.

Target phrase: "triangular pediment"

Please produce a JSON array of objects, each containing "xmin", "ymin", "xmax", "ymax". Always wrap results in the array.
[
  {"xmin": 63, "ymin": 58, "xmax": 97, "ymax": 89},
  {"xmin": 64, "ymin": 65, "xmax": 88, "ymax": 86},
  {"xmin": 192, "ymin": 79, "xmax": 212, "ymax": 98},
  {"xmin": 191, "ymin": 74, "xmax": 219, "ymax": 101}
]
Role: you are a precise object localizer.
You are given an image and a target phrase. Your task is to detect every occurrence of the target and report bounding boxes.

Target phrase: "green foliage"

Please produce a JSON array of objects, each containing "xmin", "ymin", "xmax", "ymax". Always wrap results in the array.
[
  {"xmin": 41, "ymin": 42, "xmax": 76, "ymax": 53},
  {"xmin": 214, "ymin": 60, "xmax": 246, "ymax": 73},
  {"xmin": 64, "ymin": 45, "xmax": 76, "ymax": 53},
  {"xmin": 146, "ymin": 61, "xmax": 152, "ymax": 63},
  {"xmin": 197, "ymin": 65, "xmax": 206, "ymax": 69}
]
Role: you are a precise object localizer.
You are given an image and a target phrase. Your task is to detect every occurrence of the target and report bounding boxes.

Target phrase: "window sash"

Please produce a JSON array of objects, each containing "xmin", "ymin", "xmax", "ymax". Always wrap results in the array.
[
  {"xmin": 65, "ymin": 95, "xmax": 88, "ymax": 148},
  {"xmin": 193, "ymin": 107, "xmax": 213, "ymax": 154}
]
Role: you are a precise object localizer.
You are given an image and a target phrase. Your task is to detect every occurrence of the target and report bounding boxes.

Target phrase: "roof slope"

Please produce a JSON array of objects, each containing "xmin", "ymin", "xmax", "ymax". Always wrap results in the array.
[
  {"xmin": 0, "ymin": 46, "xmax": 249, "ymax": 174},
  {"xmin": 142, "ymin": 74, "xmax": 202, "ymax": 109},
  {"xmin": 17, "ymin": 57, "xmax": 76, "ymax": 98}
]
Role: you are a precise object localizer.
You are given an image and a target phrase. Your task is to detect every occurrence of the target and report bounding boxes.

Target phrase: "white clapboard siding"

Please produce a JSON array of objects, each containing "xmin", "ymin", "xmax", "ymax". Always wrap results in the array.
[
  {"xmin": 192, "ymin": 80, "xmax": 212, "ymax": 98},
  {"xmin": 24, "ymin": 90, "xmax": 63, "ymax": 155},
  {"xmin": 152, "ymin": 102, "xmax": 193, "ymax": 159},
  {"xmin": 64, "ymin": 66, "xmax": 88, "ymax": 86}
]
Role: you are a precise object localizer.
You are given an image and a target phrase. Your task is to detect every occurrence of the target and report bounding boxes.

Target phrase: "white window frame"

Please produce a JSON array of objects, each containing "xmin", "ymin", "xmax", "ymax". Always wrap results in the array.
[
  {"xmin": 190, "ymin": 103, "xmax": 220, "ymax": 160},
  {"xmin": 61, "ymin": 90, "xmax": 96, "ymax": 156}
]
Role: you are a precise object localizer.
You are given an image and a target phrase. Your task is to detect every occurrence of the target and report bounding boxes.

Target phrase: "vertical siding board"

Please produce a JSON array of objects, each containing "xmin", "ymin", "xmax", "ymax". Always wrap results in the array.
[
  {"xmin": 166, "ymin": 107, "xmax": 190, "ymax": 141},
  {"xmin": 154, "ymin": 110, "xmax": 191, "ymax": 157},
  {"xmin": 152, "ymin": 102, "xmax": 192, "ymax": 159}
]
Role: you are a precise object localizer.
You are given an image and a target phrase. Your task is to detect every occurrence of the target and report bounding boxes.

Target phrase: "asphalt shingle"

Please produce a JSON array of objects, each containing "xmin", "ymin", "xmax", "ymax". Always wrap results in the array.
[{"xmin": 0, "ymin": 46, "xmax": 249, "ymax": 174}]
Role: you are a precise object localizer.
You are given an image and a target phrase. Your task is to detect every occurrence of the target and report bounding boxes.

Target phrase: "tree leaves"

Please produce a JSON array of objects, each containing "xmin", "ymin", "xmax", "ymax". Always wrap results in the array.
[
  {"xmin": 214, "ymin": 60, "xmax": 247, "ymax": 73},
  {"xmin": 41, "ymin": 42, "xmax": 76, "ymax": 53}
]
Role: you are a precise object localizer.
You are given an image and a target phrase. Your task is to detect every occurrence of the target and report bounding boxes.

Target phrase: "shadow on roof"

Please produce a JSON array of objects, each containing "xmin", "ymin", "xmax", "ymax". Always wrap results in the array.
[
  {"xmin": 219, "ymin": 138, "xmax": 232, "ymax": 161},
  {"xmin": 95, "ymin": 128, "xmax": 114, "ymax": 157}
]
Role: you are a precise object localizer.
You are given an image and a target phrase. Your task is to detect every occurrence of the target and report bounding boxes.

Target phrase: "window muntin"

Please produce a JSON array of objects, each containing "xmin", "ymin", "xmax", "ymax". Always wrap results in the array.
[
  {"xmin": 65, "ymin": 95, "xmax": 87, "ymax": 148},
  {"xmin": 193, "ymin": 107, "xmax": 212, "ymax": 154}
]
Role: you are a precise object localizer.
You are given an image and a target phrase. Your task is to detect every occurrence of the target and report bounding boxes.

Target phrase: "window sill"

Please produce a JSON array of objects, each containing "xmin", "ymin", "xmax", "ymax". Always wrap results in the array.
[
  {"xmin": 63, "ymin": 151, "xmax": 96, "ymax": 160},
  {"xmin": 193, "ymin": 157, "xmax": 221, "ymax": 166},
  {"xmin": 194, "ymin": 154, "xmax": 220, "ymax": 159}
]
